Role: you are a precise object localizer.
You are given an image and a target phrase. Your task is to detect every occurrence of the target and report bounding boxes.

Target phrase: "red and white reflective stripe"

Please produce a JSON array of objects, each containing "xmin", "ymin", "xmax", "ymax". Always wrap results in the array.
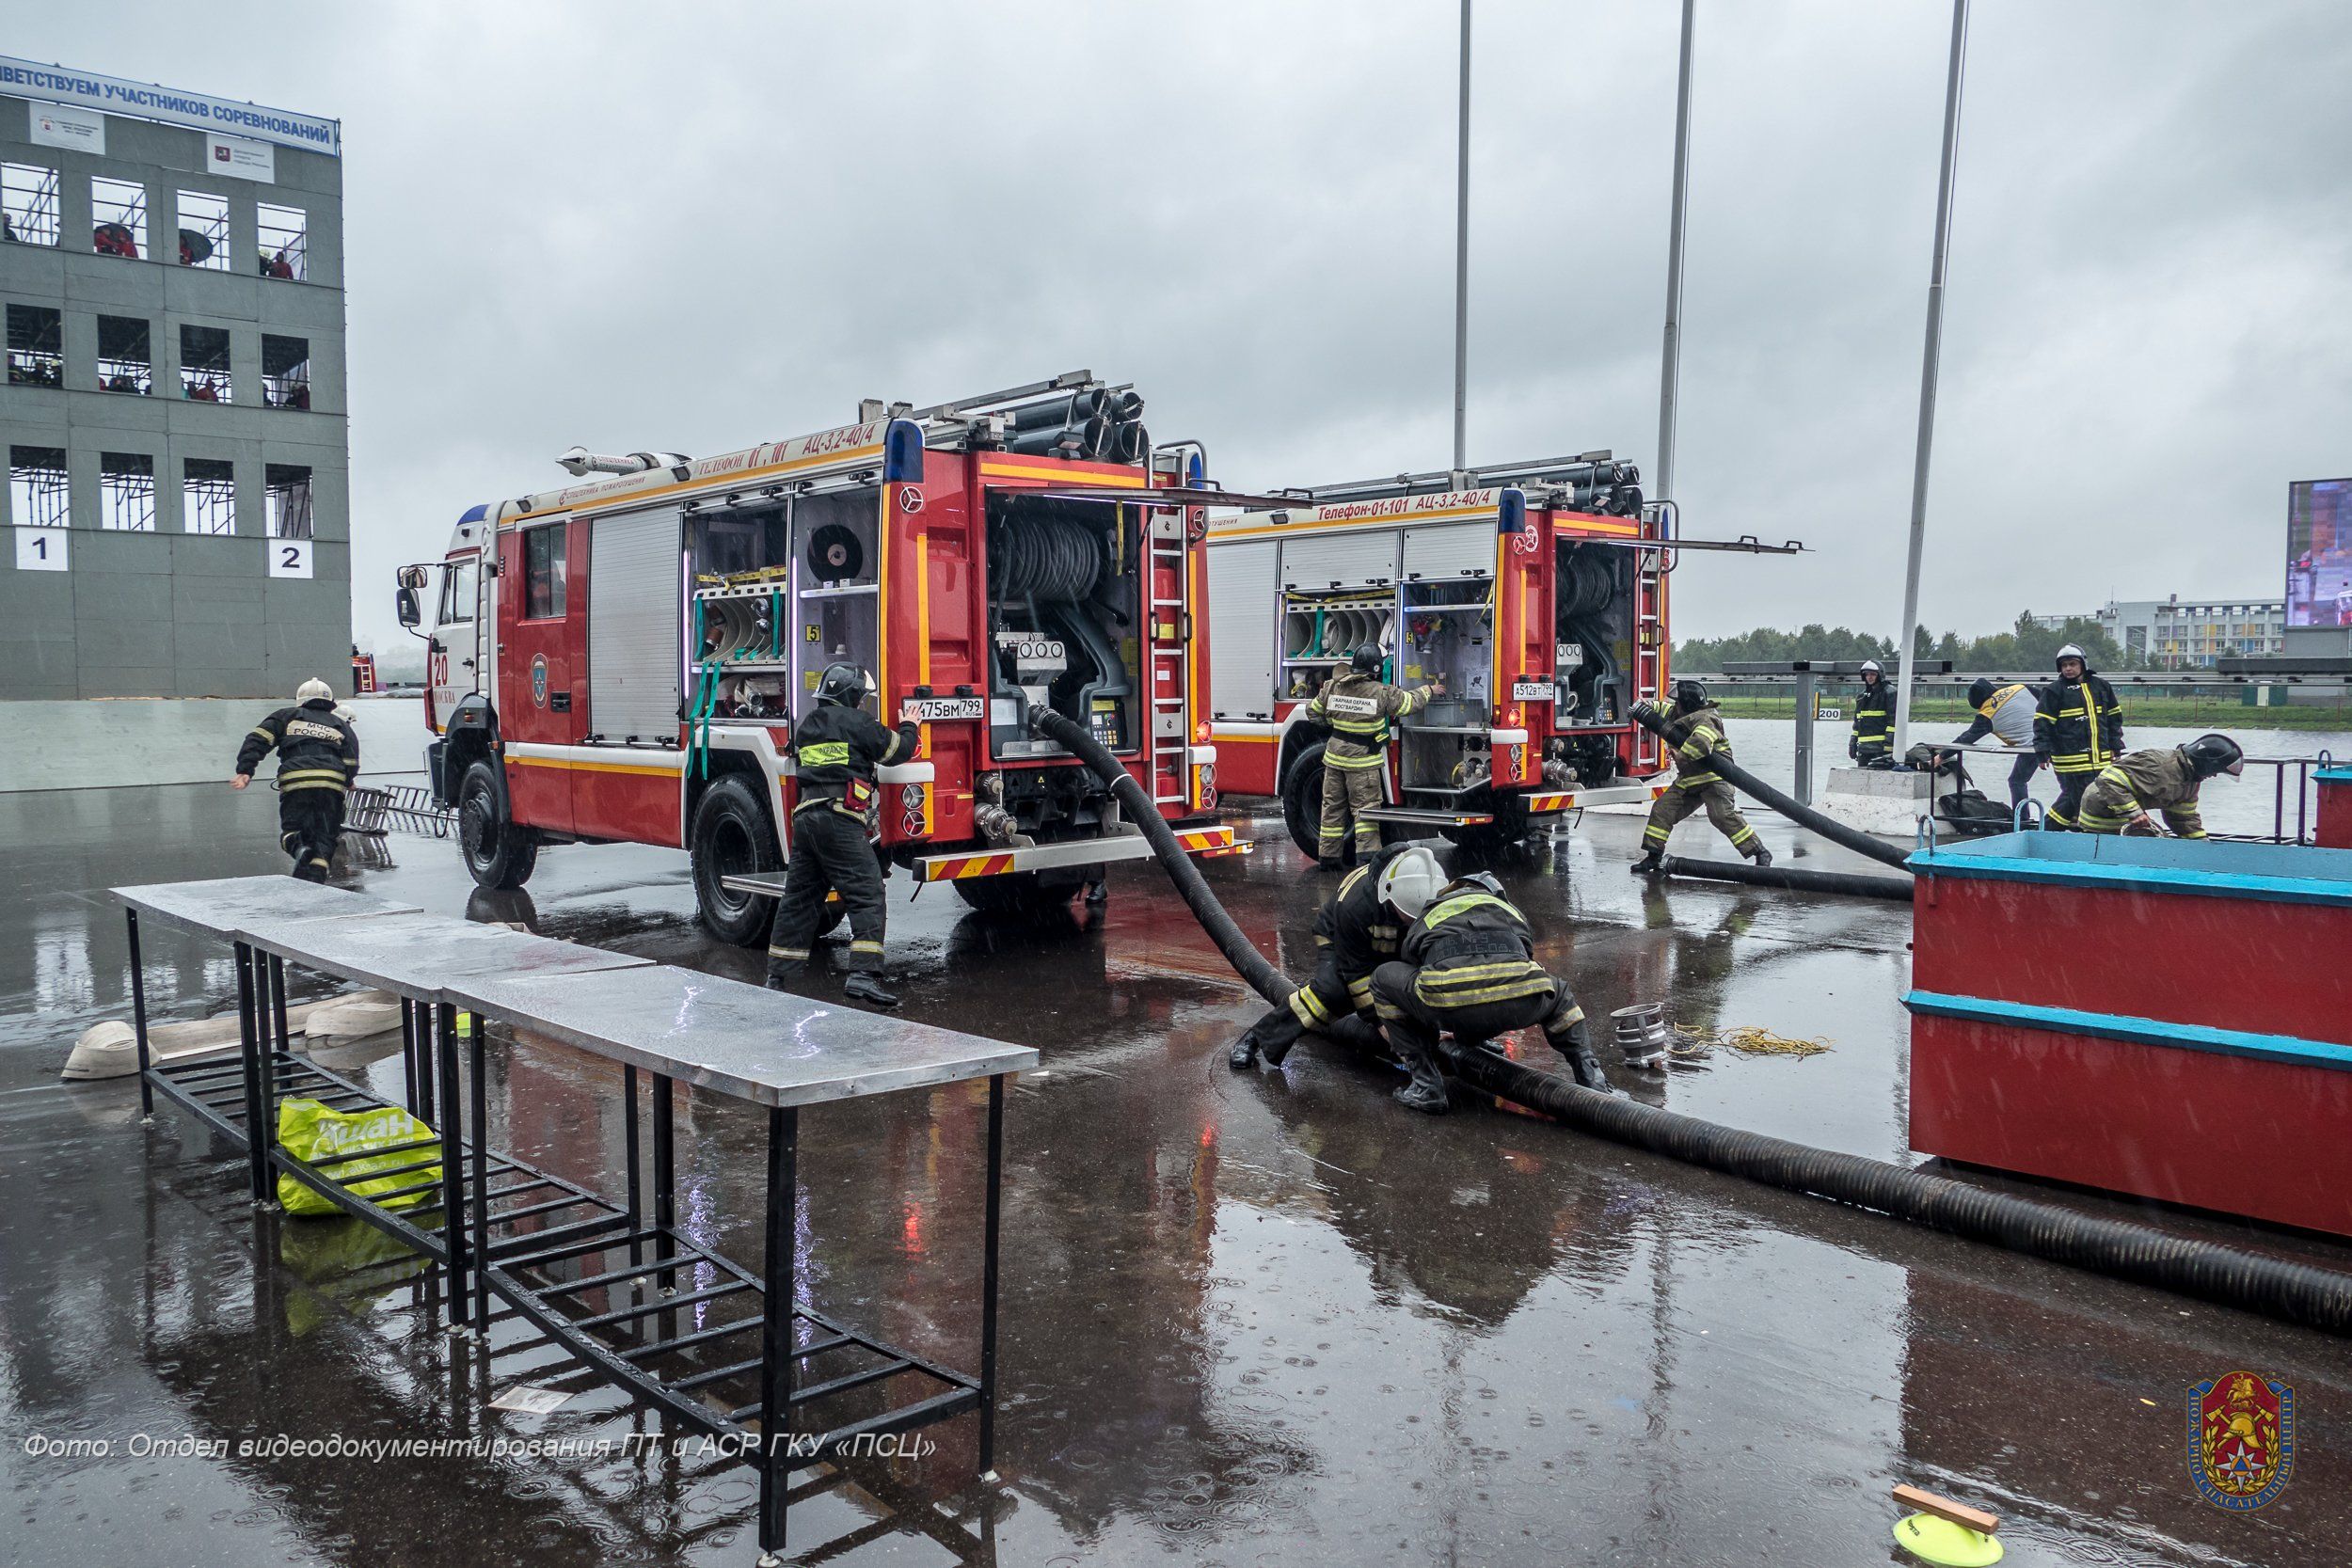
[{"xmin": 1173, "ymin": 827, "xmax": 1237, "ymax": 854}]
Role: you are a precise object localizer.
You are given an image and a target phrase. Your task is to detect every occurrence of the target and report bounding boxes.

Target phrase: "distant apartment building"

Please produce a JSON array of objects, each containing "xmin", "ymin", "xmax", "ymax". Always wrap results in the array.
[
  {"xmin": 2098, "ymin": 595, "xmax": 2287, "ymax": 670},
  {"xmin": 0, "ymin": 58, "xmax": 346, "ymax": 699}
]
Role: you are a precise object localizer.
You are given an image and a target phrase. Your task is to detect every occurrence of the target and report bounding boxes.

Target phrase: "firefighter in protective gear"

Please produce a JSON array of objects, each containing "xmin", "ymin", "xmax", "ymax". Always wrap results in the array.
[
  {"xmin": 232, "ymin": 677, "xmax": 359, "ymax": 883},
  {"xmin": 1230, "ymin": 843, "xmax": 1443, "ymax": 1069},
  {"xmin": 1946, "ymin": 675, "xmax": 2042, "ymax": 805},
  {"xmin": 1370, "ymin": 871, "xmax": 1616, "ymax": 1115},
  {"xmin": 2077, "ymin": 734, "xmax": 2242, "ymax": 839},
  {"xmin": 1629, "ymin": 680, "xmax": 1770, "ymax": 874},
  {"xmin": 766, "ymin": 663, "xmax": 919, "ymax": 1007},
  {"xmin": 1849, "ymin": 658, "xmax": 1896, "ymax": 768},
  {"xmin": 2033, "ymin": 643, "xmax": 2123, "ymax": 829},
  {"xmin": 1304, "ymin": 645, "xmax": 1441, "ymax": 867}
]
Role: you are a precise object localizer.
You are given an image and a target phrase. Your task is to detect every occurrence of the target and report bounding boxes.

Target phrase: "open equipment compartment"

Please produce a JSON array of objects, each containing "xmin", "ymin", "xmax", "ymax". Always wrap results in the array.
[
  {"xmin": 983, "ymin": 490, "xmax": 1141, "ymax": 764},
  {"xmin": 1396, "ymin": 576, "xmax": 1498, "ymax": 800}
]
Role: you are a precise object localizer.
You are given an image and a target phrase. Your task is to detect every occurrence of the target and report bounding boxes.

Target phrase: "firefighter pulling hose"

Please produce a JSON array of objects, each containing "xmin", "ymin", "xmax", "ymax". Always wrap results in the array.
[{"xmin": 1025, "ymin": 703, "xmax": 2352, "ymax": 1336}]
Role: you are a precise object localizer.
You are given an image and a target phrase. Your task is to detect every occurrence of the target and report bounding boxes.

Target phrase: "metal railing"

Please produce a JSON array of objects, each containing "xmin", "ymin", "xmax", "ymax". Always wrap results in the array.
[{"xmin": 347, "ymin": 784, "xmax": 454, "ymax": 840}]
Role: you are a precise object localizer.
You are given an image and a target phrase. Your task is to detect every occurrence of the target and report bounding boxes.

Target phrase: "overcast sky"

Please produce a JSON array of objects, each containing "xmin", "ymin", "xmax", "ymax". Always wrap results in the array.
[{"xmin": 28, "ymin": 2, "xmax": 2352, "ymax": 652}]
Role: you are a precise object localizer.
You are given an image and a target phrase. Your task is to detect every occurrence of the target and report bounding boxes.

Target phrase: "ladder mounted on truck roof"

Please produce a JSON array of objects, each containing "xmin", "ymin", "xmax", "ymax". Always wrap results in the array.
[{"xmin": 1278, "ymin": 451, "xmax": 1643, "ymax": 509}]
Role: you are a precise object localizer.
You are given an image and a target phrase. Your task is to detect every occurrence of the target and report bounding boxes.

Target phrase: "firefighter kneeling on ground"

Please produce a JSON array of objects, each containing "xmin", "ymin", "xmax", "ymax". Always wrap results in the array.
[
  {"xmin": 2077, "ymin": 734, "xmax": 2243, "ymax": 839},
  {"xmin": 1849, "ymin": 658, "xmax": 1896, "ymax": 768},
  {"xmin": 766, "ymin": 662, "xmax": 920, "ymax": 1009},
  {"xmin": 1629, "ymin": 679, "xmax": 1771, "ymax": 874},
  {"xmin": 1371, "ymin": 870, "xmax": 1618, "ymax": 1115},
  {"xmin": 231, "ymin": 677, "xmax": 359, "ymax": 883},
  {"xmin": 1307, "ymin": 645, "xmax": 1442, "ymax": 868},
  {"xmin": 1230, "ymin": 842, "xmax": 1441, "ymax": 1070}
]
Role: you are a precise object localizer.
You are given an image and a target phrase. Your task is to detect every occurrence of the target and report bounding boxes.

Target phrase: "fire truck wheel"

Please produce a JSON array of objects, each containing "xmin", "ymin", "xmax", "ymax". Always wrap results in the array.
[
  {"xmin": 690, "ymin": 776, "xmax": 783, "ymax": 948},
  {"xmin": 950, "ymin": 871, "xmax": 1074, "ymax": 919},
  {"xmin": 1279, "ymin": 743, "xmax": 1330, "ymax": 861},
  {"xmin": 458, "ymin": 761, "xmax": 539, "ymax": 891}
]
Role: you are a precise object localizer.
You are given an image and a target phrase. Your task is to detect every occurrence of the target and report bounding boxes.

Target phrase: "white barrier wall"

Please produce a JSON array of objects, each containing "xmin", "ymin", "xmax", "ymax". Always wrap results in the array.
[{"xmin": 0, "ymin": 696, "xmax": 425, "ymax": 793}]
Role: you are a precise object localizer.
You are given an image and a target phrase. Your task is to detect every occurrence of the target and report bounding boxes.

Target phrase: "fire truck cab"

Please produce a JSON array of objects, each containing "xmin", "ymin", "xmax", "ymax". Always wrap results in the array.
[
  {"xmin": 1204, "ymin": 454, "xmax": 1680, "ymax": 855},
  {"xmin": 395, "ymin": 373, "xmax": 1241, "ymax": 942}
]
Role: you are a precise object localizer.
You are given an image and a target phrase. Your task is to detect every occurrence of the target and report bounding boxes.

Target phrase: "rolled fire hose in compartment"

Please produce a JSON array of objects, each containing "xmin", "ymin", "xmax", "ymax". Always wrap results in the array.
[
  {"xmin": 988, "ymin": 500, "xmax": 1135, "ymax": 760},
  {"xmin": 1028, "ymin": 702, "xmax": 2352, "ymax": 1338}
]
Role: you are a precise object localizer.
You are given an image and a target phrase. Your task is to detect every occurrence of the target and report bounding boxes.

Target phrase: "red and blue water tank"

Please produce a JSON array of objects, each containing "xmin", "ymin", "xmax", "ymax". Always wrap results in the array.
[{"xmin": 1904, "ymin": 830, "xmax": 2352, "ymax": 1237}]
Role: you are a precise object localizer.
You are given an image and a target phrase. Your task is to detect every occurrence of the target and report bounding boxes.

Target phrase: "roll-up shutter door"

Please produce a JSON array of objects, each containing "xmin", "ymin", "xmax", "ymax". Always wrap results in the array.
[
  {"xmin": 587, "ymin": 509, "xmax": 684, "ymax": 742},
  {"xmin": 1402, "ymin": 521, "xmax": 1494, "ymax": 579},
  {"xmin": 1207, "ymin": 541, "xmax": 1278, "ymax": 718},
  {"xmin": 1279, "ymin": 529, "xmax": 1398, "ymax": 589}
]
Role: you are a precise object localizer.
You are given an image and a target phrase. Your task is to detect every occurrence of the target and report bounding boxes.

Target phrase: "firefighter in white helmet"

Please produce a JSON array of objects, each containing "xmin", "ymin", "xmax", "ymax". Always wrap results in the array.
[
  {"xmin": 231, "ymin": 677, "xmax": 358, "ymax": 882},
  {"xmin": 1231, "ymin": 843, "xmax": 1445, "ymax": 1069}
]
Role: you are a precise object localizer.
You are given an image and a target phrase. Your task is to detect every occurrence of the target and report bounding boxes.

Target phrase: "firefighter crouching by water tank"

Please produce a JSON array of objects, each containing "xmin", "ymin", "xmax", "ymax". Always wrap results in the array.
[
  {"xmin": 1629, "ymin": 680, "xmax": 1771, "ymax": 874},
  {"xmin": 1230, "ymin": 843, "xmax": 1441, "ymax": 1070},
  {"xmin": 2034, "ymin": 643, "xmax": 2124, "ymax": 830},
  {"xmin": 231, "ymin": 677, "xmax": 358, "ymax": 883},
  {"xmin": 1370, "ymin": 871, "xmax": 1618, "ymax": 1115},
  {"xmin": 2077, "ymin": 734, "xmax": 2244, "ymax": 838},
  {"xmin": 1849, "ymin": 658, "xmax": 1897, "ymax": 768},
  {"xmin": 1307, "ymin": 645, "xmax": 1443, "ymax": 868},
  {"xmin": 766, "ymin": 662, "xmax": 920, "ymax": 1008}
]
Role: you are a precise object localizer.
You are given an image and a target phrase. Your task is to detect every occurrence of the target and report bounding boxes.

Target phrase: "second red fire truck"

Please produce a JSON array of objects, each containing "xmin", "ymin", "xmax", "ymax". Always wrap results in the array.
[
  {"xmin": 397, "ymin": 373, "xmax": 1248, "ymax": 942},
  {"xmin": 1204, "ymin": 454, "xmax": 1797, "ymax": 856}
]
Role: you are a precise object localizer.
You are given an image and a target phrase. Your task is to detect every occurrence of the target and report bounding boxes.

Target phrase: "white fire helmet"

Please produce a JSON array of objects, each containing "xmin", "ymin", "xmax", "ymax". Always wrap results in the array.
[
  {"xmin": 295, "ymin": 677, "xmax": 334, "ymax": 705},
  {"xmin": 1375, "ymin": 846, "xmax": 1445, "ymax": 921}
]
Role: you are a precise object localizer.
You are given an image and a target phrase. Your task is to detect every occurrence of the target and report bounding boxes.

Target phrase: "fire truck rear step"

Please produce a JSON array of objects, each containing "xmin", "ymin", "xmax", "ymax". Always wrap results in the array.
[{"xmin": 1359, "ymin": 805, "xmax": 1496, "ymax": 829}]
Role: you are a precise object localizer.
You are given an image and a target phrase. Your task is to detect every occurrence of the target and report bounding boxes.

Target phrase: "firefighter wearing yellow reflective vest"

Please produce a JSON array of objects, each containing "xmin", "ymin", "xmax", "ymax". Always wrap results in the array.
[
  {"xmin": 1370, "ymin": 870, "xmax": 1617, "ymax": 1114},
  {"xmin": 2077, "ymin": 734, "xmax": 2243, "ymax": 838},
  {"xmin": 766, "ymin": 662, "xmax": 920, "ymax": 1008},
  {"xmin": 2033, "ymin": 643, "xmax": 2124, "ymax": 829},
  {"xmin": 1629, "ymin": 680, "xmax": 1770, "ymax": 874},
  {"xmin": 1849, "ymin": 658, "xmax": 1897, "ymax": 768},
  {"xmin": 1305, "ymin": 645, "xmax": 1441, "ymax": 867},
  {"xmin": 1230, "ymin": 843, "xmax": 1441, "ymax": 1070},
  {"xmin": 231, "ymin": 677, "xmax": 358, "ymax": 883}
]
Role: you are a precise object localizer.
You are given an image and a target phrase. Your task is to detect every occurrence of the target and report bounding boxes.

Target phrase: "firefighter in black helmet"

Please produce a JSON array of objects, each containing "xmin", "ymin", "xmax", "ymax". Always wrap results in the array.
[
  {"xmin": 1849, "ymin": 658, "xmax": 1896, "ymax": 768},
  {"xmin": 1304, "ymin": 643, "xmax": 1441, "ymax": 868},
  {"xmin": 2033, "ymin": 643, "xmax": 2124, "ymax": 829},
  {"xmin": 1629, "ymin": 679, "xmax": 1769, "ymax": 874},
  {"xmin": 766, "ymin": 662, "xmax": 920, "ymax": 1007},
  {"xmin": 2076, "ymin": 733, "xmax": 2243, "ymax": 839}
]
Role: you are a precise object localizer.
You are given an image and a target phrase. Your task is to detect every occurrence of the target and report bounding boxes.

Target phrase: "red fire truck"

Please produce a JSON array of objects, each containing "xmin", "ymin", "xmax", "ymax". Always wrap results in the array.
[
  {"xmin": 395, "ymin": 373, "xmax": 1247, "ymax": 942},
  {"xmin": 1204, "ymin": 454, "xmax": 1797, "ymax": 856}
]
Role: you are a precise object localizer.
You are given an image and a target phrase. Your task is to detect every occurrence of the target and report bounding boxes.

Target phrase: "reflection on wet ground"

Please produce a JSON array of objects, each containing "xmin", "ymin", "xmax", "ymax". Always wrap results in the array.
[{"xmin": 3, "ymin": 781, "xmax": 2349, "ymax": 1565}]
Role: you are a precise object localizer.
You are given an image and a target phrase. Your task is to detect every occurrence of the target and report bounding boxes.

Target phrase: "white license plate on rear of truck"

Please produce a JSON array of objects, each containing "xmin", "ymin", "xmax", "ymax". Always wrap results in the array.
[{"xmin": 910, "ymin": 697, "xmax": 984, "ymax": 721}]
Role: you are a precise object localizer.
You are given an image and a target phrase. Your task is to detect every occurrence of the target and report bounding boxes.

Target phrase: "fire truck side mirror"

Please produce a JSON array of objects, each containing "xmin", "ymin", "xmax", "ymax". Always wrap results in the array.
[{"xmin": 395, "ymin": 585, "xmax": 421, "ymax": 628}]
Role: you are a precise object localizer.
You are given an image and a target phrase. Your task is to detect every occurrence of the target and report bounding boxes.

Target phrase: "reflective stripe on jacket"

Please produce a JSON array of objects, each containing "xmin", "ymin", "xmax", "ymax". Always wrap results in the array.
[
  {"xmin": 2033, "ymin": 674, "xmax": 2123, "ymax": 772},
  {"xmin": 2078, "ymin": 746, "xmax": 2206, "ymax": 838},
  {"xmin": 791, "ymin": 704, "xmax": 917, "ymax": 816},
  {"xmin": 1309, "ymin": 672, "xmax": 1434, "ymax": 768},
  {"xmin": 235, "ymin": 700, "xmax": 359, "ymax": 794},
  {"xmin": 1667, "ymin": 705, "xmax": 1733, "ymax": 788},
  {"xmin": 1402, "ymin": 886, "xmax": 1554, "ymax": 1009},
  {"xmin": 1852, "ymin": 684, "xmax": 1896, "ymax": 748},
  {"xmin": 1317, "ymin": 845, "xmax": 1412, "ymax": 1012}
]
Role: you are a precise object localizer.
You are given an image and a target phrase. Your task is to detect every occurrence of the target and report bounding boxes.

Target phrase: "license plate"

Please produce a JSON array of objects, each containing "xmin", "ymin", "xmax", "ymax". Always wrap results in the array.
[
  {"xmin": 1511, "ymin": 680, "xmax": 1555, "ymax": 702},
  {"xmin": 910, "ymin": 696, "xmax": 983, "ymax": 721}
]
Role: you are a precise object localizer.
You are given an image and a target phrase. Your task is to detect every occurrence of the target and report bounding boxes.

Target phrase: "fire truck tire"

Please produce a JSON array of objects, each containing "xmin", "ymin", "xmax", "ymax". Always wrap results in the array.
[
  {"xmin": 458, "ymin": 761, "xmax": 539, "ymax": 891},
  {"xmin": 951, "ymin": 871, "xmax": 1076, "ymax": 919},
  {"xmin": 1279, "ymin": 743, "xmax": 1329, "ymax": 861},
  {"xmin": 689, "ymin": 776, "xmax": 783, "ymax": 947}
]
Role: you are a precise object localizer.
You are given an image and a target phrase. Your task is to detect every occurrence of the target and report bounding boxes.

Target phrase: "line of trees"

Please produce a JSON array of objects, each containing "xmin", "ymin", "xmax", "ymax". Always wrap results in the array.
[{"xmin": 1674, "ymin": 612, "xmax": 2129, "ymax": 675}]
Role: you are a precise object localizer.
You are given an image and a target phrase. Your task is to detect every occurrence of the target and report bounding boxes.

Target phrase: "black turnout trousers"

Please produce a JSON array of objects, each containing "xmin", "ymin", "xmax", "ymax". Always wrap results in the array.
[
  {"xmin": 767, "ymin": 805, "xmax": 888, "ymax": 973},
  {"xmin": 278, "ymin": 787, "xmax": 343, "ymax": 883}
]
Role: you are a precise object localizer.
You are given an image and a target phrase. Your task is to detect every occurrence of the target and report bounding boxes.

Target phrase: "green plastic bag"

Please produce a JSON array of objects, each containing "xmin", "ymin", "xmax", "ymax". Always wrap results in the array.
[{"xmin": 275, "ymin": 1097, "xmax": 442, "ymax": 1217}]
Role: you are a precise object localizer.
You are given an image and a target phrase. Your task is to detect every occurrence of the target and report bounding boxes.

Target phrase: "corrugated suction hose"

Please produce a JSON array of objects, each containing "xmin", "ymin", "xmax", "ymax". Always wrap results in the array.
[
  {"xmin": 1029, "ymin": 704, "xmax": 2352, "ymax": 1336},
  {"xmin": 1632, "ymin": 705, "xmax": 1913, "ymax": 870}
]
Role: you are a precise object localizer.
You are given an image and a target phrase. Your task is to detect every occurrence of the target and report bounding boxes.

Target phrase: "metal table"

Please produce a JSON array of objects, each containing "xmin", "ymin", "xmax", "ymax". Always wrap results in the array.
[
  {"xmin": 449, "ymin": 963, "xmax": 1033, "ymax": 1562},
  {"xmin": 118, "ymin": 878, "xmax": 1034, "ymax": 1565}
]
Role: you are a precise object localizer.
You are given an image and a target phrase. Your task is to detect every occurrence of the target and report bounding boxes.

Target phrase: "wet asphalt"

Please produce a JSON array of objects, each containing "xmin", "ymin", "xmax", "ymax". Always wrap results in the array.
[{"xmin": 2, "ymin": 780, "xmax": 2349, "ymax": 1566}]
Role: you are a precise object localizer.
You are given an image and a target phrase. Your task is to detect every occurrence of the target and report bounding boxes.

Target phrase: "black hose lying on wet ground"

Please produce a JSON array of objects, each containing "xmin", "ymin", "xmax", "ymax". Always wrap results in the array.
[
  {"xmin": 1032, "ymin": 705, "xmax": 2352, "ymax": 1336},
  {"xmin": 1631, "ymin": 707, "xmax": 1914, "ymax": 871},
  {"xmin": 1659, "ymin": 855, "xmax": 1915, "ymax": 902}
]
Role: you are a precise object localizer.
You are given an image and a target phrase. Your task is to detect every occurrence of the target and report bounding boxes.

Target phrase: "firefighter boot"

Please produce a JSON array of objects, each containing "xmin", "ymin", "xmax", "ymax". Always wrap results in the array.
[
  {"xmin": 1386, "ymin": 1028, "xmax": 1452, "ymax": 1116},
  {"xmin": 1629, "ymin": 848, "xmax": 1664, "ymax": 877},
  {"xmin": 1324, "ymin": 1013, "xmax": 1384, "ymax": 1058},
  {"xmin": 1750, "ymin": 846, "xmax": 1774, "ymax": 868},
  {"xmin": 1553, "ymin": 1020, "xmax": 1625, "ymax": 1098},
  {"xmin": 843, "ymin": 972, "xmax": 901, "ymax": 1009},
  {"xmin": 1230, "ymin": 1007, "xmax": 1305, "ymax": 1069}
]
